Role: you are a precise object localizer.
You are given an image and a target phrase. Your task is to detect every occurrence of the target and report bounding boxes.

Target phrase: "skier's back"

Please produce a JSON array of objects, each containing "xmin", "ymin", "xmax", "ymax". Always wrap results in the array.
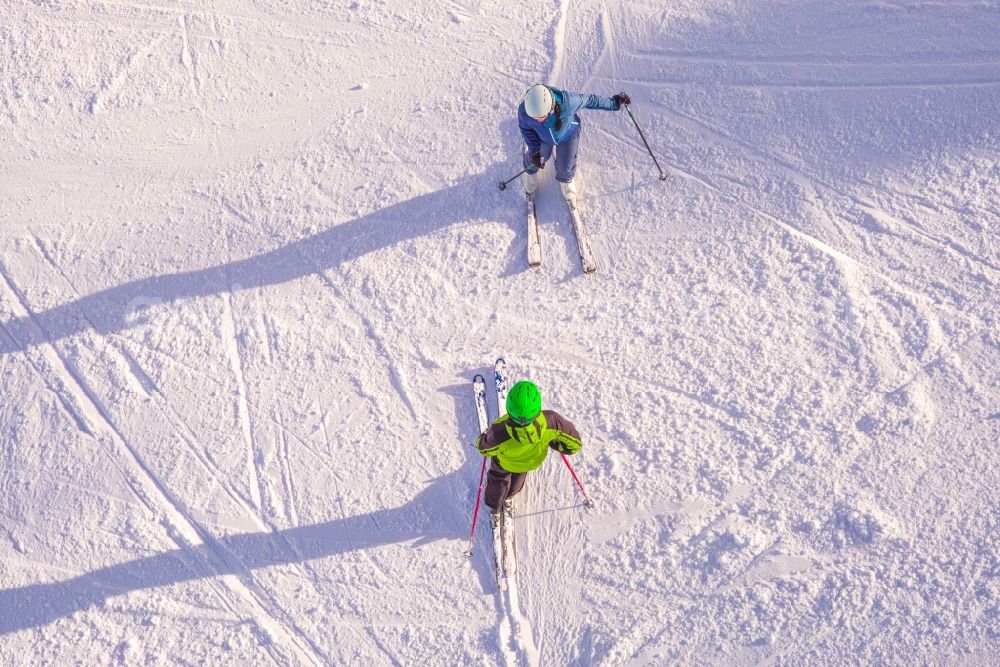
[{"xmin": 476, "ymin": 380, "xmax": 582, "ymax": 515}]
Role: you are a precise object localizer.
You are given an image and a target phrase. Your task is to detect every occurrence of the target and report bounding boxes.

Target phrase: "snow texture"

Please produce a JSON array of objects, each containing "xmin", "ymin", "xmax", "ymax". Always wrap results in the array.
[{"xmin": 1, "ymin": 0, "xmax": 998, "ymax": 665}]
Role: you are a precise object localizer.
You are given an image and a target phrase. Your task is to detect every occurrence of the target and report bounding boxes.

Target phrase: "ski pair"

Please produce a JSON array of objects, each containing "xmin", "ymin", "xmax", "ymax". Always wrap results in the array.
[
  {"xmin": 526, "ymin": 191, "xmax": 598, "ymax": 273},
  {"xmin": 472, "ymin": 357, "xmax": 517, "ymax": 590}
]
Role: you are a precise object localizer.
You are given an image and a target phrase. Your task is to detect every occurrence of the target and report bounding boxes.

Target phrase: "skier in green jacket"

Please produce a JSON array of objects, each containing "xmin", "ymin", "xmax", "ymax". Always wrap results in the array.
[{"xmin": 476, "ymin": 380, "xmax": 583, "ymax": 518}]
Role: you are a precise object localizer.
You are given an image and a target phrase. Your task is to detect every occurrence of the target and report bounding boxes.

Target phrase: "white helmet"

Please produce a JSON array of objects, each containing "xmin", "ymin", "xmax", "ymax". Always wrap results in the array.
[{"xmin": 524, "ymin": 84, "xmax": 554, "ymax": 119}]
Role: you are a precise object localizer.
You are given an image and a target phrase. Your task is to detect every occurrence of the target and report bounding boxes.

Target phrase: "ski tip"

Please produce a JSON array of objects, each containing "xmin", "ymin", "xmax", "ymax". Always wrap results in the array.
[
  {"xmin": 495, "ymin": 356, "xmax": 506, "ymax": 365},
  {"xmin": 473, "ymin": 373, "xmax": 486, "ymax": 384}
]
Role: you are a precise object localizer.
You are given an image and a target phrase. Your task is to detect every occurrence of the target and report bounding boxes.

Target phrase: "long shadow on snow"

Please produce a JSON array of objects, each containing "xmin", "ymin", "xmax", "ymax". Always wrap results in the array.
[
  {"xmin": 0, "ymin": 166, "xmax": 522, "ymax": 355},
  {"xmin": 0, "ymin": 374, "xmax": 514, "ymax": 636},
  {"xmin": 0, "ymin": 465, "xmax": 489, "ymax": 635}
]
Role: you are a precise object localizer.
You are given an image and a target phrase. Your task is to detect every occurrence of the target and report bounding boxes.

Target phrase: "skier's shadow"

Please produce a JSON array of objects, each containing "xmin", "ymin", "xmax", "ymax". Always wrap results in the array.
[
  {"xmin": 0, "ymin": 464, "xmax": 493, "ymax": 635},
  {"xmin": 0, "ymin": 162, "xmax": 528, "ymax": 356},
  {"xmin": 0, "ymin": 376, "xmax": 500, "ymax": 636}
]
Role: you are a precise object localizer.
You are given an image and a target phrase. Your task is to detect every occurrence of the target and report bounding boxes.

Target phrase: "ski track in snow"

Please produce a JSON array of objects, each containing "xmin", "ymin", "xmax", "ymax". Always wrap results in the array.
[
  {"xmin": 550, "ymin": 0, "xmax": 571, "ymax": 86},
  {"xmin": 655, "ymin": 102, "xmax": 1000, "ymax": 278},
  {"xmin": 3, "ymin": 239, "xmax": 356, "ymax": 663},
  {"xmin": 27, "ymin": 236, "xmax": 280, "ymax": 529},
  {"xmin": 641, "ymin": 97, "xmax": 990, "ymax": 393},
  {"xmin": 0, "ymin": 254, "xmax": 332, "ymax": 665},
  {"xmin": 221, "ymin": 276, "xmax": 266, "ymax": 513}
]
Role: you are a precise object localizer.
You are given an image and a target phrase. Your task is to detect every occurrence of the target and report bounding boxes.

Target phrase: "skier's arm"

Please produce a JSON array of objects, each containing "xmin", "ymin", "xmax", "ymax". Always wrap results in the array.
[
  {"xmin": 476, "ymin": 424, "xmax": 503, "ymax": 457},
  {"xmin": 563, "ymin": 91, "xmax": 619, "ymax": 113},
  {"xmin": 544, "ymin": 410, "xmax": 583, "ymax": 454},
  {"xmin": 518, "ymin": 109, "xmax": 543, "ymax": 155}
]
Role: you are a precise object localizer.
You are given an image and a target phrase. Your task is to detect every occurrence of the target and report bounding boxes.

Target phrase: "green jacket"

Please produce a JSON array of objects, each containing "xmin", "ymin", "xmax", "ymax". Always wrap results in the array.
[{"xmin": 476, "ymin": 409, "xmax": 582, "ymax": 473}]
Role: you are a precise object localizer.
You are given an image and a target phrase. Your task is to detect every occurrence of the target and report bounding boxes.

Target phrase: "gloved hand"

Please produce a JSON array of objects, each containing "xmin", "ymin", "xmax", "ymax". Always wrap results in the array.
[
  {"xmin": 530, "ymin": 152, "xmax": 544, "ymax": 169},
  {"xmin": 549, "ymin": 441, "xmax": 569, "ymax": 453},
  {"xmin": 612, "ymin": 92, "xmax": 631, "ymax": 109}
]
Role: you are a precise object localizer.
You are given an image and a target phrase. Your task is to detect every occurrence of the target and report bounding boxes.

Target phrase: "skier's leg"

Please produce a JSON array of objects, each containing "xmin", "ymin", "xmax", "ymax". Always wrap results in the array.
[
  {"xmin": 521, "ymin": 172, "xmax": 537, "ymax": 195},
  {"xmin": 522, "ymin": 144, "xmax": 554, "ymax": 194},
  {"xmin": 506, "ymin": 471, "xmax": 527, "ymax": 500},
  {"xmin": 484, "ymin": 458, "xmax": 512, "ymax": 510},
  {"xmin": 553, "ymin": 133, "xmax": 580, "ymax": 188}
]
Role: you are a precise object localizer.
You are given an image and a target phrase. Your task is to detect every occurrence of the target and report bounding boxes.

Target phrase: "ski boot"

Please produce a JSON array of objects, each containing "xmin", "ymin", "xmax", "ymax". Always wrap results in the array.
[
  {"xmin": 559, "ymin": 179, "xmax": 577, "ymax": 201},
  {"xmin": 523, "ymin": 171, "xmax": 538, "ymax": 201},
  {"xmin": 502, "ymin": 497, "xmax": 515, "ymax": 517}
]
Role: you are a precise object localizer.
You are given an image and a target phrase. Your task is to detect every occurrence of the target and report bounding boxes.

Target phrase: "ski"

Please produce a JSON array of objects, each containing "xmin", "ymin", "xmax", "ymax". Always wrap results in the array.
[
  {"xmin": 564, "ymin": 195, "xmax": 598, "ymax": 273},
  {"xmin": 526, "ymin": 194, "xmax": 542, "ymax": 268},
  {"xmin": 490, "ymin": 511, "xmax": 508, "ymax": 592},
  {"xmin": 473, "ymin": 374, "xmax": 489, "ymax": 439},
  {"xmin": 474, "ymin": 373, "xmax": 506, "ymax": 590},
  {"xmin": 501, "ymin": 498, "xmax": 517, "ymax": 577},
  {"xmin": 494, "ymin": 357, "xmax": 510, "ymax": 414},
  {"xmin": 492, "ymin": 357, "xmax": 517, "ymax": 578}
]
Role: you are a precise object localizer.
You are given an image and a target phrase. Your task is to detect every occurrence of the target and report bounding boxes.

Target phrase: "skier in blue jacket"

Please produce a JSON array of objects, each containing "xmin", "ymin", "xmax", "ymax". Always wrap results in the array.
[{"xmin": 519, "ymin": 84, "xmax": 630, "ymax": 199}]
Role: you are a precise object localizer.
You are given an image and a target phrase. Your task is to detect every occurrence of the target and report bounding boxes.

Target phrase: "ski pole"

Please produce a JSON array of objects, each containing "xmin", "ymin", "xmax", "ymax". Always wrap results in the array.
[
  {"xmin": 498, "ymin": 167, "xmax": 530, "ymax": 192},
  {"xmin": 464, "ymin": 457, "xmax": 488, "ymax": 556},
  {"xmin": 560, "ymin": 453, "xmax": 595, "ymax": 508},
  {"xmin": 624, "ymin": 103, "xmax": 669, "ymax": 182}
]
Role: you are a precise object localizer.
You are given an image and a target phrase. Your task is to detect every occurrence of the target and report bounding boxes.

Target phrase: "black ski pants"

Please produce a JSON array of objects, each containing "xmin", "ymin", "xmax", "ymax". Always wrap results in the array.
[{"xmin": 485, "ymin": 457, "xmax": 526, "ymax": 510}]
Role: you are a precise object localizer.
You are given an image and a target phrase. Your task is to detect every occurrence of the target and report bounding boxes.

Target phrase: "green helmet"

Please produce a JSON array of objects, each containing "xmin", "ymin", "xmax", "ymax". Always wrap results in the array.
[{"xmin": 506, "ymin": 380, "xmax": 541, "ymax": 425}]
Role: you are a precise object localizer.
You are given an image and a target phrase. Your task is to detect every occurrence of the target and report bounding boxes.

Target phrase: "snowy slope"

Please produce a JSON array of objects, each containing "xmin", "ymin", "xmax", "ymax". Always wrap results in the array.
[{"xmin": 2, "ymin": 0, "xmax": 998, "ymax": 664}]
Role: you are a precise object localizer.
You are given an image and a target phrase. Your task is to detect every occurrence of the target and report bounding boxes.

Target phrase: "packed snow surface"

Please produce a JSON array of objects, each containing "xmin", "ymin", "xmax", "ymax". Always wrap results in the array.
[{"xmin": 2, "ymin": 0, "xmax": 998, "ymax": 665}]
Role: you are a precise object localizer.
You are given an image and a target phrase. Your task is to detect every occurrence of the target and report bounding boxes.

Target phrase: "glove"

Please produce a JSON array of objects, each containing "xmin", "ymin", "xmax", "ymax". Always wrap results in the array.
[
  {"xmin": 530, "ymin": 151, "xmax": 544, "ymax": 169},
  {"xmin": 550, "ymin": 438, "xmax": 582, "ymax": 454},
  {"xmin": 612, "ymin": 92, "xmax": 631, "ymax": 109}
]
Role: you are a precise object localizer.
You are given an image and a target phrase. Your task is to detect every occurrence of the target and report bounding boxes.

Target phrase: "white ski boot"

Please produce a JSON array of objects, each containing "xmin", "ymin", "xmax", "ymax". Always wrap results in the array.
[
  {"xmin": 523, "ymin": 171, "xmax": 538, "ymax": 198},
  {"xmin": 559, "ymin": 179, "xmax": 577, "ymax": 202}
]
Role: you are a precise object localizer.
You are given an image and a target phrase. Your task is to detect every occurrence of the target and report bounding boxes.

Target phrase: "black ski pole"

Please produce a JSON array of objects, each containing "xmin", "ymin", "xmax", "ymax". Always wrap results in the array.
[
  {"xmin": 498, "ymin": 167, "xmax": 529, "ymax": 192},
  {"xmin": 624, "ymin": 104, "xmax": 668, "ymax": 182}
]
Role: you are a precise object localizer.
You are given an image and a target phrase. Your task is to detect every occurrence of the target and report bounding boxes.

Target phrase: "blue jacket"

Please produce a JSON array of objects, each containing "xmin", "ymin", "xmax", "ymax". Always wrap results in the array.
[{"xmin": 518, "ymin": 87, "xmax": 619, "ymax": 154}]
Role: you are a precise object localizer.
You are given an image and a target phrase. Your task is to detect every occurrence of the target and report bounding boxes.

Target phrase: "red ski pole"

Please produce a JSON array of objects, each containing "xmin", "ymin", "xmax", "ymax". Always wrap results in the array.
[
  {"xmin": 463, "ymin": 457, "xmax": 488, "ymax": 556},
  {"xmin": 560, "ymin": 453, "xmax": 595, "ymax": 508}
]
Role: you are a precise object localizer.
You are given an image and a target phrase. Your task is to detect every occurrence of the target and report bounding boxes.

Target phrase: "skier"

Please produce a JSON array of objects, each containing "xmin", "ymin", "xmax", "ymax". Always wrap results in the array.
[
  {"xmin": 476, "ymin": 380, "xmax": 583, "ymax": 520},
  {"xmin": 519, "ymin": 83, "xmax": 631, "ymax": 198}
]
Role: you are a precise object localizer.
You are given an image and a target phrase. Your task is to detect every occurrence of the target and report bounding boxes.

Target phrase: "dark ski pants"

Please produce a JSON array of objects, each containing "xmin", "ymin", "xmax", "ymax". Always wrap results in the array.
[
  {"xmin": 522, "ymin": 132, "xmax": 581, "ymax": 183},
  {"xmin": 485, "ymin": 457, "xmax": 526, "ymax": 510}
]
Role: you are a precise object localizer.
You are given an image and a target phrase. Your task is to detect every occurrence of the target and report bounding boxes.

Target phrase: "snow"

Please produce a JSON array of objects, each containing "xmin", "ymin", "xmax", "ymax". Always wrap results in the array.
[{"xmin": 1, "ymin": 0, "xmax": 998, "ymax": 664}]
